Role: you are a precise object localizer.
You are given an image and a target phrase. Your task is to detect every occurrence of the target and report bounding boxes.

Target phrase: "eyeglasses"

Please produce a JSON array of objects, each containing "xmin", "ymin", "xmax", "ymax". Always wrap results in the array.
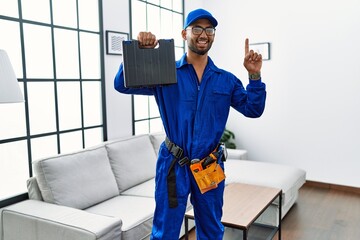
[{"xmin": 186, "ymin": 26, "xmax": 216, "ymax": 36}]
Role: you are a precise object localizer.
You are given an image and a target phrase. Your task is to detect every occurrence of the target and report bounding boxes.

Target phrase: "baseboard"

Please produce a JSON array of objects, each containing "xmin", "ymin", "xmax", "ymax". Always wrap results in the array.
[{"xmin": 305, "ymin": 180, "xmax": 360, "ymax": 194}]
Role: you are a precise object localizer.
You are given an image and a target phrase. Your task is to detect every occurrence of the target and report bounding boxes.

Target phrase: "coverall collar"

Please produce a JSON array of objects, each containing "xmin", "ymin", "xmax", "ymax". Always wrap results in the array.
[{"xmin": 176, "ymin": 53, "xmax": 222, "ymax": 73}]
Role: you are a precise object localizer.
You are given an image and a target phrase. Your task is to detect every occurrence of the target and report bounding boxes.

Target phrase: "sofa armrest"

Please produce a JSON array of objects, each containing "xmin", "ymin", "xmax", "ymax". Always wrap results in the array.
[
  {"xmin": 226, "ymin": 149, "xmax": 248, "ymax": 160},
  {"xmin": 1, "ymin": 200, "xmax": 122, "ymax": 240}
]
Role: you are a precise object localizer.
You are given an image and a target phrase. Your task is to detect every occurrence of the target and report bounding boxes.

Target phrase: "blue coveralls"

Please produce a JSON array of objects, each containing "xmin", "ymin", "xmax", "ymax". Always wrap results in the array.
[{"xmin": 114, "ymin": 53, "xmax": 266, "ymax": 240}]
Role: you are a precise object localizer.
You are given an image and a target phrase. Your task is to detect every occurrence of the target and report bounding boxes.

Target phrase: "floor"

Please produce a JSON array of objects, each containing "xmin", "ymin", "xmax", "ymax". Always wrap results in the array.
[{"xmin": 181, "ymin": 184, "xmax": 360, "ymax": 240}]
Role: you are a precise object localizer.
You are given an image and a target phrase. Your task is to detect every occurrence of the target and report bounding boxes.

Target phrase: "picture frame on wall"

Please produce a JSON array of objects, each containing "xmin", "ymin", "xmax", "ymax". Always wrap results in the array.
[
  {"xmin": 106, "ymin": 31, "xmax": 129, "ymax": 55},
  {"xmin": 249, "ymin": 42, "xmax": 271, "ymax": 60}
]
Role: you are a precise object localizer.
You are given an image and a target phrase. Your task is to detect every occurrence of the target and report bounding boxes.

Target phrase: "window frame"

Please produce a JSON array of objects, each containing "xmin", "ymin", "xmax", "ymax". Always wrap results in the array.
[
  {"xmin": 129, "ymin": 0, "xmax": 185, "ymax": 135},
  {"xmin": 0, "ymin": 0, "xmax": 106, "ymax": 208}
]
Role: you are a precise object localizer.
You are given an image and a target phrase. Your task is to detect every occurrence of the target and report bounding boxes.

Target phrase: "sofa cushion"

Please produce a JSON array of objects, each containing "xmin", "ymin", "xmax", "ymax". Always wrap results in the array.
[
  {"xmin": 121, "ymin": 178, "xmax": 155, "ymax": 198},
  {"xmin": 33, "ymin": 146, "xmax": 119, "ymax": 209},
  {"xmin": 85, "ymin": 195, "xmax": 155, "ymax": 240},
  {"xmin": 105, "ymin": 135, "xmax": 157, "ymax": 193}
]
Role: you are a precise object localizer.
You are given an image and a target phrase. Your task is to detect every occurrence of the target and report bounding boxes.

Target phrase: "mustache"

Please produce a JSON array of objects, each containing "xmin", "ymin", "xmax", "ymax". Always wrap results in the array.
[{"xmin": 198, "ymin": 37, "xmax": 208, "ymax": 42}]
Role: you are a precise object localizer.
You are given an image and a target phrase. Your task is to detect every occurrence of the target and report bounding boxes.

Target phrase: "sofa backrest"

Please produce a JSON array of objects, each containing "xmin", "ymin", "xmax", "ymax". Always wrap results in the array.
[
  {"xmin": 27, "ymin": 177, "xmax": 43, "ymax": 201},
  {"xmin": 105, "ymin": 134, "xmax": 158, "ymax": 193},
  {"xmin": 28, "ymin": 134, "xmax": 164, "ymax": 208},
  {"xmin": 33, "ymin": 145, "xmax": 119, "ymax": 210},
  {"xmin": 149, "ymin": 132, "xmax": 166, "ymax": 156}
]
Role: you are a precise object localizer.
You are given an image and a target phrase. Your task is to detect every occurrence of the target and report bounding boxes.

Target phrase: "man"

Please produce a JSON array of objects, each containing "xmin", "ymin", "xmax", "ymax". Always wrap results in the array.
[{"xmin": 114, "ymin": 8, "xmax": 266, "ymax": 240}]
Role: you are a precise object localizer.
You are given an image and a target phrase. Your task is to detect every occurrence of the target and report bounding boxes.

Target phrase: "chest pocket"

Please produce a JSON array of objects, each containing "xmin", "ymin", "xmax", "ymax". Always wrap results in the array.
[{"xmin": 210, "ymin": 89, "xmax": 231, "ymax": 106}]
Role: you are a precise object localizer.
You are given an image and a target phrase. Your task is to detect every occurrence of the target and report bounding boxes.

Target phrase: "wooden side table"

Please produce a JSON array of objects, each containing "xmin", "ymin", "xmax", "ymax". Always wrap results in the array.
[{"xmin": 184, "ymin": 183, "xmax": 282, "ymax": 240}]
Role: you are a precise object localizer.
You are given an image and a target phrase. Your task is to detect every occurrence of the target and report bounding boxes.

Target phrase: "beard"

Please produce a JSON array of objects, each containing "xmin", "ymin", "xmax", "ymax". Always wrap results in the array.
[{"xmin": 188, "ymin": 37, "xmax": 213, "ymax": 55}]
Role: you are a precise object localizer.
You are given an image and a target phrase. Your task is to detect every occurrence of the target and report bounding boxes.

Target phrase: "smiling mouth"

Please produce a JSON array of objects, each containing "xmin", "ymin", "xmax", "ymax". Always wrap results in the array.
[{"xmin": 197, "ymin": 39, "xmax": 208, "ymax": 47}]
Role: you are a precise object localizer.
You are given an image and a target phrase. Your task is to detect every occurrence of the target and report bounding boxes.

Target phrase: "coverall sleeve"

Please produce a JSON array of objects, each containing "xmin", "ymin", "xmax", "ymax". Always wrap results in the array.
[
  {"xmin": 231, "ymin": 78, "xmax": 266, "ymax": 118},
  {"xmin": 114, "ymin": 64, "xmax": 154, "ymax": 95}
]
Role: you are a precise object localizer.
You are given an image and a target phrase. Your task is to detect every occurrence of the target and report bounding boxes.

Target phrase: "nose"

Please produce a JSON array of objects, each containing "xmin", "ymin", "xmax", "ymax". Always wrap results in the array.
[{"xmin": 199, "ymin": 29, "xmax": 208, "ymax": 38}]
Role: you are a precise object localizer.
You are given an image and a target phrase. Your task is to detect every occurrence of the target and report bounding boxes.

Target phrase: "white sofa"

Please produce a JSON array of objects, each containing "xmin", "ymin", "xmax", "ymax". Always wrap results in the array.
[{"xmin": 0, "ymin": 133, "xmax": 306, "ymax": 240}]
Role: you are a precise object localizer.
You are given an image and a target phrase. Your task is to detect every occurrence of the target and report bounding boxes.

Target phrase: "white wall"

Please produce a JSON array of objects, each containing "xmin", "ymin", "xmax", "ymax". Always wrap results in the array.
[
  {"xmin": 103, "ymin": 0, "xmax": 360, "ymax": 187},
  {"xmin": 102, "ymin": 0, "xmax": 132, "ymax": 140},
  {"xmin": 202, "ymin": 0, "xmax": 360, "ymax": 187}
]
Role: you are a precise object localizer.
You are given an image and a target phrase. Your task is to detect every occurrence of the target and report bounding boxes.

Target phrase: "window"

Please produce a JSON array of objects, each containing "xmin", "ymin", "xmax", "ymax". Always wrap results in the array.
[
  {"xmin": 130, "ymin": 0, "xmax": 184, "ymax": 135},
  {"xmin": 0, "ymin": 0, "xmax": 105, "ymax": 207}
]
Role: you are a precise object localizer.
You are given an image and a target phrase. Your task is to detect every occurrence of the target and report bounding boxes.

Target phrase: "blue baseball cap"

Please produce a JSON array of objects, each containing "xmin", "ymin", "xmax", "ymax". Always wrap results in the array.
[{"xmin": 184, "ymin": 9, "xmax": 218, "ymax": 29}]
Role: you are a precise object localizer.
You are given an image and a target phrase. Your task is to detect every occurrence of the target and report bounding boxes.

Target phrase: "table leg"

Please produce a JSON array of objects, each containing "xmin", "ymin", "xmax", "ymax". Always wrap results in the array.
[
  {"xmin": 243, "ymin": 229, "xmax": 247, "ymax": 240},
  {"xmin": 185, "ymin": 216, "xmax": 189, "ymax": 240},
  {"xmin": 278, "ymin": 191, "xmax": 282, "ymax": 240}
]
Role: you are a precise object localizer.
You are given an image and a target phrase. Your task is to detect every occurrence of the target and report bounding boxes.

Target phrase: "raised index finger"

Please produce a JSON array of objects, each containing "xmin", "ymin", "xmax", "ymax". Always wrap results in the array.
[{"xmin": 245, "ymin": 38, "xmax": 249, "ymax": 55}]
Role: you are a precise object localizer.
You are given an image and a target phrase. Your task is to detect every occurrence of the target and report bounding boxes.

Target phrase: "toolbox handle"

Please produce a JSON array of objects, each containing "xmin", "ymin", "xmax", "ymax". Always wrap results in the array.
[{"xmin": 123, "ymin": 39, "xmax": 174, "ymax": 50}]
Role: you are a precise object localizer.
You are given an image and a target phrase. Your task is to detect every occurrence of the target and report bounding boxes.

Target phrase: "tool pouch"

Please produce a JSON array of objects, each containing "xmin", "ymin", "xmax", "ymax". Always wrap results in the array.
[{"xmin": 191, "ymin": 160, "xmax": 225, "ymax": 194}]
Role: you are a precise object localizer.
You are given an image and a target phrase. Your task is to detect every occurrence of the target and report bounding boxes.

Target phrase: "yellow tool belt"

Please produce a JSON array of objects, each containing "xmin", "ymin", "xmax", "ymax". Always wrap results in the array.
[
  {"xmin": 165, "ymin": 137, "xmax": 226, "ymax": 199},
  {"xmin": 190, "ymin": 146, "xmax": 226, "ymax": 194}
]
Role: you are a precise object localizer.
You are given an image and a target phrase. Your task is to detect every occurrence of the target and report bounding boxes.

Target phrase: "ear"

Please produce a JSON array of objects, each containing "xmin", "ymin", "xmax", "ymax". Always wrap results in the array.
[{"xmin": 181, "ymin": 29, "xmax": 187, "ymax": 40}]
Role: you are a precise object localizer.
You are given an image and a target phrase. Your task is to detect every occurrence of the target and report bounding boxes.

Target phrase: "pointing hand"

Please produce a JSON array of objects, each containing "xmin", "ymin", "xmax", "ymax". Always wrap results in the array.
[{"xmin": 243, "ymin": 38, "xmax": 262, "ymax": 76}]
